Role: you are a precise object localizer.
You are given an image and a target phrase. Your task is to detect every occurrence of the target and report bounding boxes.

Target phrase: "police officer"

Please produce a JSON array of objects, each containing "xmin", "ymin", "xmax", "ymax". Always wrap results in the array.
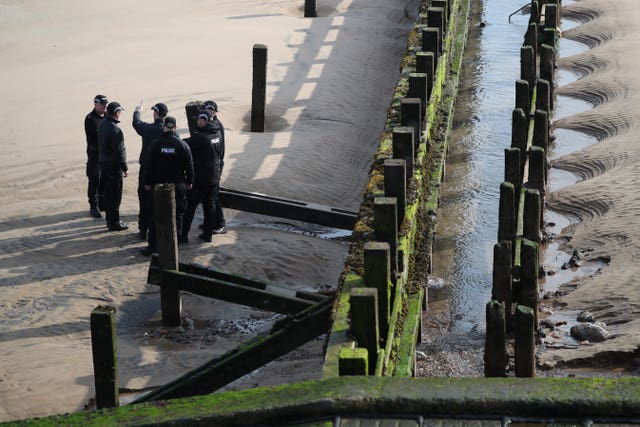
[
  {"xmin": 98, "ymin": 101, "xmax": 129, "ymax": 231},
  {"xmin": 181, "ymin": 110, "xmax": 223, "ymax": 243},
  {"xmin": 132, "ymin": 101, "xmax": 167, "ymax": 240},
  {"xmin": 140, "ymin": 116, "xmax": 194, "ymax": 256},
  {"xmin": 84, "ymin": 94, "xmax": 108, "ymax": 218},
  {"xmin": 202, "ymin": 100, "xmax": 226, "ymax": 234}
]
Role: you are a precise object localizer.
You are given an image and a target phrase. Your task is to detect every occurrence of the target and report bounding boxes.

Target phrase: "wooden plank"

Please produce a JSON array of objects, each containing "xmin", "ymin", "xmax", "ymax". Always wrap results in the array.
[{"xmin": 132, "ymin": 299, "xmax": 332, "ymax": 403}]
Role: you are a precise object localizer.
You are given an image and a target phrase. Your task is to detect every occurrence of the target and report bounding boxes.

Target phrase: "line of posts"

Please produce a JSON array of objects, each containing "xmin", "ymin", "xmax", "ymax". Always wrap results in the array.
[
  {"xmin": 484, "ymin": 0, "xmax": 560, "ymax": 378},
  {"xmin": 338, "ymin": 2, "xmax": 451, "ymax": 376}
]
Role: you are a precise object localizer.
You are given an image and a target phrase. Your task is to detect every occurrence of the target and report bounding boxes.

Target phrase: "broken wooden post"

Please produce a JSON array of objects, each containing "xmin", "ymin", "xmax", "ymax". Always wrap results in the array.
[
  {"xmin": 154, "ymin": 183, "xmax": 181, "ymax": 326},
  {"xmin": 364, "ymin": 242, "xmax": 392, "ymax": 341},
  {"xmin": 519, "ymin": 239, "xmax": 539, "ymax": 325},
  {"xmin": 523, "ymin": 189, "xmax": 542, "ymax": 243},
  {"xmin": 498, "ymin": 182, "xmax": 516, "ymax": 243},
  {"xmin": 339, "ymin": 348, "xmax": 368, "ymax": 376},
  {"xmin": 504, "ymin": 147, "xmax": 521, "ymax": 188},
  {"xmin": 515, "ymin": 305, "xmax": 536, "ymax": 377},
  {"xmin": 392, "ymin": 127, "xmax": 415, "ymax": 180},
  {"xmin": 515, "ymin": 80, "xmax": 530, "ymax": 113},
  {"xmin": 384, "ymin": 159, "xmax": 407, "ymax": 226},
  {"xmin": 533, "ymin": 109, "xmax": 549, "ymax": 154},
  {"xmin": 90, "ymin": 305, "xmax": 119, "ymax": 409},
  {"xmin": 304, "ymin": 0, "xmax": 317, "ymax": 18},
  {"xmin": 416, "ymin": 51, "xmax": 435, "ymax": 99},
  {"xmin": 521, "ymin": 45, "xmax": 535, "ymax": 89},
  {"xmin": 492, "ymin": 241, "xmax": 513, "ymax": 331},
  {"xmin": 185, "ymin": 101, "xmax": 203, "ymax": 137},
  {"xmin": 528, "ymin": 146, "xmax": 546, "ymax": 194},
  {"xmin": 349, "ymin": 287, "xmax": 380, "ymax": 375},
  {"xmin": 400, "ymin": 98, "xmax": 422, "ymax": 150},
  {"xmin": 251, "ymin": 44, "xmax": 267, "ymax": 132},
  {"xmin": 408, "ymin": 73, "xmax": 428, "ymax": 115},
  {"xmin": 373, "ymin": 197, "xmax": 398, "ymax": 277},
  {"xmin": 484, "ymin": 300, "xmax": 507, "ymax": 377}
]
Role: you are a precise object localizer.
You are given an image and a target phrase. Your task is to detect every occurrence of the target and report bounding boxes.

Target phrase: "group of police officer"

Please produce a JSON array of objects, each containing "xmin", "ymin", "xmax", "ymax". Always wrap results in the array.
[{"xmin": 84, "ymin": 95, "xmax": 226, "ymax": 256}]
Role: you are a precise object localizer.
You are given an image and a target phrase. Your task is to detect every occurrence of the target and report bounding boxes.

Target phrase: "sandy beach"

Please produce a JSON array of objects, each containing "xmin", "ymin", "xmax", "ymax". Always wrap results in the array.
[
  {"xmin": 0, "ymin": 0, "xmax": 419, "ymax": 421},
  {"xmin": 540, "ymin": 0, "xmax": 640, "ymax": 368}
]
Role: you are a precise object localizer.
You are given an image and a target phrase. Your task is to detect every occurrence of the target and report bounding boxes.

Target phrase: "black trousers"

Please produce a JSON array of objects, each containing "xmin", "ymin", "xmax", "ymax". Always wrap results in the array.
[
  {"xmin": 137, "ymin": 167, "xmax": 149, "ymax": 232},
  {"xmin": 147, "ymin": 182, "xmax": 187, "ymax": 249},
  {"xmin": 183, "ymin": 184, "xmax": 216, "ymax": 238},
  {"xmin": 87, "ymin": 159, "xmax": 105, "ymax": 210},
  {"xmin": 100, "ymin": 164, "xmax": 123, "ymax": 227}
]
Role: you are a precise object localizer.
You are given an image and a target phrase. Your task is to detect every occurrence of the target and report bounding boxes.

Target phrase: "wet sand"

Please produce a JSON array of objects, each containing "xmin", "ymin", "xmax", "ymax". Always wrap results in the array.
[{"xmin": 0, "ymin": 0, "xmax": 419, "ymax": 421}]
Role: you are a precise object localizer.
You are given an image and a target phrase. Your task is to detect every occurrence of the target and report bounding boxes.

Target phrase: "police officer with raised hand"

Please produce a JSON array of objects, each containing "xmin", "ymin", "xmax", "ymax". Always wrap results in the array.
[
  {"xmin": 132, "ymin": 100, "xmax": 167, "ymax": 240},
  {"xmin": 202, "ymin": 100, "xmax": 226, "ymax": 234},
  {"xmin": 84, "ymin": 94, "xmax": 108, "ymax": 218},
  {"xmin": 140, "ymin": 116, "xmax": 194, "ymax": 256},
  {"xmin": 98, "ymin": 101, "xmax": 129, "ymax": 231},
  {"xmin": 181, "ymin": 110, "xmax": 223, "ymax": 243}
]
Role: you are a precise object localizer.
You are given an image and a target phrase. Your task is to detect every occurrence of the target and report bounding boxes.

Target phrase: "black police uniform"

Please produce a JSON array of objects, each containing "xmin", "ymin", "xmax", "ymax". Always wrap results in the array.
[
  {"xmin": 182, "ymin": 121, "xmax": 223, "ymax": 241},
  {"xmin": 210, "ymin": 115, "xmax": 226, "ymax": 231},
  {"xmin": 98, "ymin": 115, "xmax": 128, "ymax": 229},
  {"xmin": 84, "ymin": 109, "xmax": 105, "ymax": 212},
  {"xmin": 132, "ymin": 111, "xmax": 164, "ymax": 237},
  {"xmin": 142, "ymin": 130, "xmax": 194, "ymax": 249}
]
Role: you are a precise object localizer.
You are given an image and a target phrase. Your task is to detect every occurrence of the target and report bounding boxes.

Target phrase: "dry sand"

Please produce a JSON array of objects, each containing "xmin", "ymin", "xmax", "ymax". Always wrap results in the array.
[
  {"xmin": 0, "ymin": 0, "xmax": 420, "ymax": 421},
  {"xmin": 540, "ymin": 0, "xmax": 640, "ymax": 368}
]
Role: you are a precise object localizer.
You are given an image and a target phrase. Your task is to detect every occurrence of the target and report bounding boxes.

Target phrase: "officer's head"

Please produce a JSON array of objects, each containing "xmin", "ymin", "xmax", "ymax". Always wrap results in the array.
[
  {"xmin": 106, "ymin": 101, "xmax": 124, "ymax": 119},
  {"xmin": 196, "ymin": 111, "xmax": 210, "ymax": 128},
  {"xmin": 151, "ymin": 102, "xmax": 168, "ymax": 119},
  {"xmin": 94, "ymin": 94, "xmax": 108, "ymax": 115},
  {"xmin": 202, "ymin": 100, "xmax": 218, "ymax": 118},
  {"xmin": 163, "ymin": 116, "xmax": 177, "ymax": 132}
]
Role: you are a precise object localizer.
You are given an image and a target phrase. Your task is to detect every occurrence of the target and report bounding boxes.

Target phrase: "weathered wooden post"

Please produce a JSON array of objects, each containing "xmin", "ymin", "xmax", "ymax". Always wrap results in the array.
[
  {"xmin": 364, "ymin": 242, "xmax": 392, "ymax": 340},
  {"xmin": 384, "ymin": 159, "xmax": 407, "ymax": 226},
  {"xmin": 515, "ymin": 80, "xmax": 530, "ymax": 113},
  {"xmin": 523, "ymin": 189, "xmax": 542, "ymax": 243},
  {"xmin": 536, "ymin": 80, "xmax": 551, "ymax": 115},
  {"xmin": 529, "ymin": 1, "xmax": 540, "ymax": 24},
  {"xmin": 400, "ymin": 98, "xmax": 422, "ymax": 150},
  {"xmin": 304, "ymin": 0, "xmax": 317, "ymax": 18},
  {"xmin": 251, "ymin": 44, "xmax": 267, "ymax": 132},
  {"xmin": 484, "ymin": 300, "xmax": 507, "ymax": 377},
  {"xmin": 427, "ymin": 7, "xmax": 446, "ymax": 47},
  {"xmin": 524, "ymin": 23, "xmax": 538, "ymax": 58},
  {"xmin": 543, "ymin": 27, "xmax": 558, "ymax": 48},
  {"xmin": 540, "ymin": 44, "xmax": 556, "ymax": 89},
  {"xmin": 432, "ymin": 0, "xmax": 449, "ymax": 19},
  {"xmin": 504, "ymin": 147, "xmax": 521, "ymax": 188},
  {"xmin": 408, "ymin": 73, "xmax": 428, "ymax": 115},
  {"xmin": 349, "ymin": 287, "xmax": 380, "ymax": 374},
  {"xmin": 392, "ymin": 127, "xmax": 415, "ymax": 180},
  {"xmin": 339, "ymin": 348, "xmax": 368, "ymax": 376},
  {"xmin": 421, "ymin": 27, "xmax": 440, "ymax": 69},
  {"xmin": 90, "ymin": 305, "xmax": 119, "ymax": 409},
  {"xmin": 521, "ymin": 45, "xmax": 536, "ymax": 89},
  {"xmin": 492, "ymin": 241, "xmax": 513, "ymax": 331},
  {"xmin": 416, "ymin": 51, "xmax": 435, "ymax": 99},
  {"xmin": 498, "ymin": 182, "xmax": 516, "ymax": 243},
  {"xmin": 533, "ymin": 108, "xmax": 549, "ymax": 152},
  {"xmin": 528, "ymin": 146, "xmax": 546, "ymax": 193},
  {"xmin": 512, "ymin": 108, "xmax": 528, "ymax": 159},
  {"xmin": 515, "ymin": 305, "xmax": 536, "ymax": 377},
  {"xmin": 373, "ymin": 197, "xmax": 398, "ymax": 278},
  {"xmin": 185, "ymin": 101, "xmax": 203, "ymax": 137},
  {"xmin": 519, "ymin": 239, "xmax": 539, "ymax": 325},
  {"xmin": 545, "ymin": 4, "xmax": 558, "ymax": 30},
  {"xmin": 153, "ymin": 183, "xmax": 181, "ymax": 326}
]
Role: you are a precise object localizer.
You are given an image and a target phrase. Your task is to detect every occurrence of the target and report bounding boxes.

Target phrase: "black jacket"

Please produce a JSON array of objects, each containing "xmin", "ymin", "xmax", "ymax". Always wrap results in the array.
[
  {"xmin": 98, "ymin": 116, "xmax": 128, "ymax": 173},
  {"xmin": 84, "ymin": 109, "xmax": 104, "ymax": 162},
  {"xmin": 210, "ymin": 116, "xmax": 225, "ymax": 168},
  {"xmin": 132, "ymin": 111, "xmax": 164, "ymax": 164},
  {"xmin": 142, "ymin": 131, "xmax": 194, "ymax": 187},
  {"xmin": 185, "ymin": 122, "xmax": 223, "ymax": 186}
]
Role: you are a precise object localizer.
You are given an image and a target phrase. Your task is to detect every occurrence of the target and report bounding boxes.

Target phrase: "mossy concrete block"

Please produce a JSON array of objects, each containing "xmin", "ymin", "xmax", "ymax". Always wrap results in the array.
[{"xmin": 339, "ymin": 348, "xmax": 369, "ymax": 376}]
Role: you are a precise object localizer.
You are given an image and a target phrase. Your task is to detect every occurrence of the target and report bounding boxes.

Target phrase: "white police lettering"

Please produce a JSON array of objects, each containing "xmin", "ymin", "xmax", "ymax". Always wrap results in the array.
[
  {"xmin": 161, "ymin": 147, "xmax": 176, "ymax": 154},
  {"xmin": 211, "ymin": 137, "xmax": 220, "ymax": 144}
]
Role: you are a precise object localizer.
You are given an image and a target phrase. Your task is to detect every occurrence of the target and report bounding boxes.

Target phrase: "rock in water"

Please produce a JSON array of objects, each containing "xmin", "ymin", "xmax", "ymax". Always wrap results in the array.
[
  {"xmin": 570, "ymin": 323, "xmax": 609, "ymax": 342},
  {"xmin": 577, "ymin": 311, "xmax": 594, "ymax": 323}
]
